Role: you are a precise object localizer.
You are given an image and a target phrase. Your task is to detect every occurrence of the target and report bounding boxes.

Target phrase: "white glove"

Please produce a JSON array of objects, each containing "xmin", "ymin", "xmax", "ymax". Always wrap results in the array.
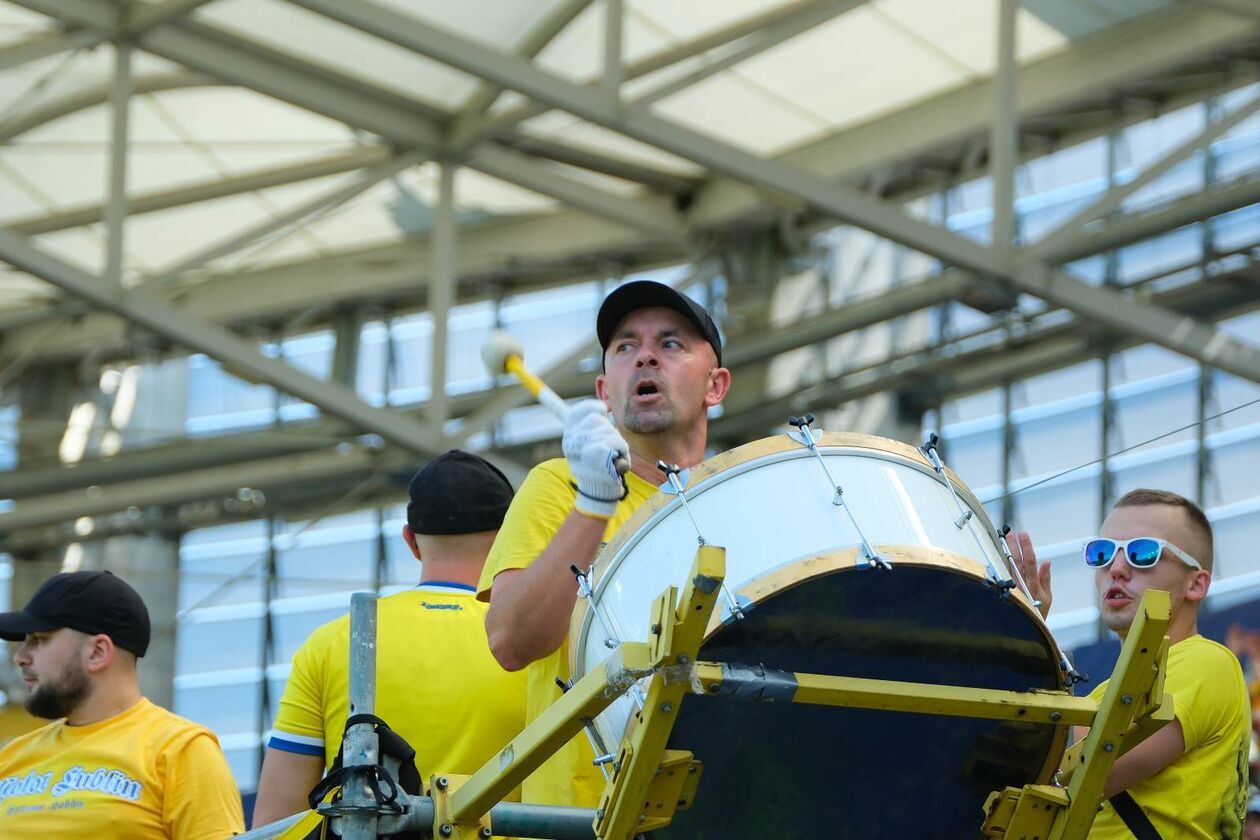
[{"xmin": 563, "ymin": 399, "xmax": 630, "ymax": 519}]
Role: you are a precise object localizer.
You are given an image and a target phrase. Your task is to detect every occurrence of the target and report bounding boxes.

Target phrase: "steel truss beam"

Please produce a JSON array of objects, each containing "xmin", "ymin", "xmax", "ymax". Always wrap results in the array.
[
  {"xmin": 137, "ymin": 151, "xmax": 426, "ymax": 292},
  {"xmin": 10, "ymin": 0, "xmax": 683, "ymax": 243},
  {"xmin": 688, "ymin": 2, "xmax": 1258, "ymax": 227},
  {"xmin": 0, "ymin": 0, "xmax": 218, "ymax": 71},
  {"xmin": 626, "ymin": 0, "xmax": 864, "ymax": 109},
  {"xmin": 286, "ymin": 0, "xmax": 1260, "ymax": 386},
  {"xmin": 451, "ymin": 0, "xmax": 861, "ymax": 148},
  {"xmin": 0, "ymin": 228, "xmax": 450, "ymax": 456},
  {"xmin": 5, "ymin": 142, "xmax": 386, "ymax": 235},
  {"xmin": 712, "ymin": 254, "xmax": 1260, "ymax": 442},
  {"xmin": 3, "ymin": 2, "xmax": 1252, "ymax": 346},
  {"xmin": 0, "ymin": 209, "xmax": 687, "ymax": 359},
  {"xmin": 1030, "ymin": 88, "xmax": 1260, "ymax": 259}
]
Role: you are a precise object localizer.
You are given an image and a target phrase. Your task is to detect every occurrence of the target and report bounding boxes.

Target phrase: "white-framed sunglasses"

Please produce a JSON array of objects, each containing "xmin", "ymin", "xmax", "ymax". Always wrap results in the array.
[{"xmin": 1082, "ymin": 536, "xmax": 1202, "ymax": 571}]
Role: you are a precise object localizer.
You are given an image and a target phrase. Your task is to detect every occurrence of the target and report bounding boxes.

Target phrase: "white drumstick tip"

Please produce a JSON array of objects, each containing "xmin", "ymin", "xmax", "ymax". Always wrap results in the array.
[{"xmin": 481, "ymin": 330, "xmax": 524, "ymax": 375}]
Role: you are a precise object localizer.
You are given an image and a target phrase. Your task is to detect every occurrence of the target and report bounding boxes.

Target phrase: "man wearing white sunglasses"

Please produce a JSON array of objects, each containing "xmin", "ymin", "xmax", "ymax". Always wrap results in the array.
[{"xmin": 1007, "ymin": 488, "xmax": 1249, "ymax": 839}]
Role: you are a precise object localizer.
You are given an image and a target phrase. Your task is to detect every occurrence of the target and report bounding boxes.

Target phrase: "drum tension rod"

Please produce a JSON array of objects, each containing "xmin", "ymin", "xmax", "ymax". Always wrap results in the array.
[
  {"xmin": 998, "ymin": 525, "xmax": 1041, "ymax": 609},
  {"xmin": 919, "ymin": 433, "xmax": 976, "ymax": 530},
  {"xmin": 571, "ymin": 564, "xmax": 649, "ymax": 714},
  {"xmin": 555, "ymin": 676, "xmax": 616, "ymax": 778},
  {"xmin": 787, "ymin": 414, "xmax": 891, "ymax": 570},
  {"xmin": 571, "ymin": 564, "xmax": 620, "ymax": 650},
  {"xmin": 657, "ymin": 461, "xmax": 746, "ymax": 619},
  {"xmin": 921, "ymin": 433, "xmax": 1020, "ymax": 597}
]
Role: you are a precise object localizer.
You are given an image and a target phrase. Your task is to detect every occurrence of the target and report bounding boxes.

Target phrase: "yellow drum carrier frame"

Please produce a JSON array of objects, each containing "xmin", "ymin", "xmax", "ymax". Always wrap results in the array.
[{"xmin": 244, "ymin": 544, "xmax": 1173, "ymax": 840}]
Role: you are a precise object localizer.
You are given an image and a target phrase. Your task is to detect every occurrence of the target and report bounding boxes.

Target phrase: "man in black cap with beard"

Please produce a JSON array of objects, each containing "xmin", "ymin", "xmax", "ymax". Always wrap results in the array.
[
  {"xmin": 253, "ymin": 450, "xmax": 528, "ymax": 827},
  {"xmin": 0, "ymin": 570, "xmax": 244, "ymax": 838}
]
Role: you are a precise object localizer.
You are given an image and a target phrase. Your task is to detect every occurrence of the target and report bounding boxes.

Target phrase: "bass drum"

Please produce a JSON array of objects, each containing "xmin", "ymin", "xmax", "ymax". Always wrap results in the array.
[{"xmin": 570, "ymin": 433, "xmax": 1068, "ymax": 839}]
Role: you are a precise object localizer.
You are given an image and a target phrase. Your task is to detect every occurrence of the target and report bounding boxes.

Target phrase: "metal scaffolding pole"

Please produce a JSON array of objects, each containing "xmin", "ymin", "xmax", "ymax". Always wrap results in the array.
[
  {"xmin": 428, "ymin": 161, "xmax": 456, "ymax": 427},
  {"xmin": 602, "ymin": 0, "xmax": 623, "ymax": 100},
  {"xmin": 990, "ymin": 0, "xmax": 1017, "ymax": 262},
  {"xmin": 105, "ymin": 41, "xmax": 132, "ymax": 288}
]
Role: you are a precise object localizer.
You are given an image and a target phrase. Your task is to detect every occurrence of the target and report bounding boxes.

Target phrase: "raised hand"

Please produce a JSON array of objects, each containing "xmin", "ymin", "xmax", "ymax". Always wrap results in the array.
[
  {"xmin": 563, "ymin": 399, "xmax": 630, "ymax": 519},
  {"xmin": 1005, "ymin": 528, "xmax": 1052, "ymax": 619}
]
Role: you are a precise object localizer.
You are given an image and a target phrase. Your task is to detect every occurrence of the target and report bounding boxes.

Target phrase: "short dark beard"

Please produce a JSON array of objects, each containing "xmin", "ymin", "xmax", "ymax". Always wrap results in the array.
[{"xmin": 24, "ymin": 661, "xmax": 91, "ymax": 720}]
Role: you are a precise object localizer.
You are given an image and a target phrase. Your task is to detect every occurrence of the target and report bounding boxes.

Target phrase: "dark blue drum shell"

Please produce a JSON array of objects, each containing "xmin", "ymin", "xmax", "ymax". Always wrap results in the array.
[{"xmin": 657, "ymin": 563, "xmax": 1066, "ymax": 840}]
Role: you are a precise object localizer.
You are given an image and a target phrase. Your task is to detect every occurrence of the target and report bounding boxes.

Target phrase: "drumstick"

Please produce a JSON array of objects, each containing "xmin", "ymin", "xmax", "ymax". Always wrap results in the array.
[{"xmin": 481, "ymin": 331, "xmax": 630, "ymax": 476}]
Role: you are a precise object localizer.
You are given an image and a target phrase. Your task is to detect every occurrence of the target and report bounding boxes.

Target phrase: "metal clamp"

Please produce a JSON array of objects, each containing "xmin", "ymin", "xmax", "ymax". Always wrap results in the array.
[{"xmin": 787, "ymin": 414, "xmax": 890, "ymax": 570}]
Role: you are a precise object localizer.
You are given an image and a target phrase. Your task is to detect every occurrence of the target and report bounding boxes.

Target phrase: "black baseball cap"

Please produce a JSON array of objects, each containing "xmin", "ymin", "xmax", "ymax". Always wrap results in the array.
[
  {"xmin": 407, "ymin": 450, "xmax": 515, "ymax": 535},
  {"xmin": 0, "ymin": 570, "xmax": 150, "ymax": 657},
  {"xmin": 596, "ymin": 280, "xmax": 723, "ymax": 367}
]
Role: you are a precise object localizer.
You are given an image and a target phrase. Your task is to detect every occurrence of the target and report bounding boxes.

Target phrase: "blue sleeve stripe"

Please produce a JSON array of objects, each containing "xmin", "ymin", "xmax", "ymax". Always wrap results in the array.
[{"xmin": 268, "ymin": 735, "xmax": 326, "ymax": 757}]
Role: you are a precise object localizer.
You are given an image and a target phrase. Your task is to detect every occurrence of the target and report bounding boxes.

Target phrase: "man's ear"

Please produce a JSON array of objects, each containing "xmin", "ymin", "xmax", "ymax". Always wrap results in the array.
[
  {"xmin": 595, "ymin": 373, "xmax": 611, "ymax": 409},
  {"xmin": 401, "ymin": 525, "xmax": 421, "ymax": 561},
  {"xmin": 83, "ymin": 634, "xmax": 116, "ymax": 675},
  {"xmin": 704, "ymin": 366, "xmax": 731, "ymax": 407},
  {"xmin": 1184, "ymin": 569, "xmax": 1211, "ymax": 604}
]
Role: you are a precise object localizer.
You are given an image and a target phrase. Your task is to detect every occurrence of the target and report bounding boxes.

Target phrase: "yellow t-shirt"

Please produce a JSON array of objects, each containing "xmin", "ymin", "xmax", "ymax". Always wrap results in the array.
[
  {"xmin": 271, "ymin": 585, "xmax": 527, "ymax": 793},
  {"xmin": 477, "ymin": 458, "xmax": 659, "ymax": 808},
  {"xmin": 0, "ymin": 697, "xmax": 244, "ymax": 839},
  {"xmin": 1088, "ymin": 634, "xmax": 1249, "ymax": 839}
]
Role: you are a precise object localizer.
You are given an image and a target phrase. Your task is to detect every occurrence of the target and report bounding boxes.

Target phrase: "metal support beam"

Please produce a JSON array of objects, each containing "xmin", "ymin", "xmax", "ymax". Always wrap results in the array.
[
  {"xmin": 627, "ymin": 0, "xmax": 864, "ymax": 109},
  {"xmin": 428, "ymin": 161, "xmax": 456, "ymax": 426},
  {"xmin": 1190, "ymin": 0, "xmax": 1260, "ymax": 24},
  {"xmin": 1029, "ymin": 88, "xmax": 1260, "ymax": 259},
  {"xmin": 1018, "ymin": 259, "xmax": 1260, "ymax": 383},
  {"xmin": 0, "ymin": 0, "xmax": 218, "ymax": 72},
  {"xmin": 1033, "ymin": 172, "xmax": 1260, "ymax": 265},
  {"xmin": 601, "ymin": 0, "xmax": 623, "ymax": 101},
  {"xmin": 137, "ymin": 151, "xmax": 423, "ymax": 292},
  {"xmin": 458, "ymin": 0, "xmax": 861, "ymax": 147},
  {"xmin": 0, "ymin": 209, "xmax": 685, "ymax": 359},
  {"xmin": 9, "ymin": 0, "xmax": 690, "ymax": 242},
  {"xmin": 0, "ymin": 444, "xmax": 386, "ymax": 533},
  {"xmin": 1, "ymin": 72, "xmax": 211, "ymax": 143},
  {"xmin": 472, "ymin": 144, "xmax": 686, "ymax": 241},
  {"xmin": 0, "ymin": 29, "xmax": 100, "ymax": 71},
  {"xmin": 7, "ymin": 145, "xmax": 390, "ymax": 234},
  {"xmin": 0, "ymin": 228, "xmax": 451, "ymax": 456},
  {"xmin": 451, "ymin": 0, "xmax": 593, "ymax": 133},
  {"xmin": 688, "ymin": 3, "xmax": 1257, "ymax": 227},
  {"xmin": 104, "ymin": 41, "xmax": 132, "ymax": 288},
  {"xmin": 990, "ymin": 0, "xmax": 1017, "ymax": 261},
  {"xmin": 294, "ymin": 0, "xmax": 1260, "ymax": 385}
]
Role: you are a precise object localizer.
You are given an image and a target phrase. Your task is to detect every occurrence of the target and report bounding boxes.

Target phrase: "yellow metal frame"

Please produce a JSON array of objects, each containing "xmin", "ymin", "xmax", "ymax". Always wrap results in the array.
[
  {"xmin": 982, "ymin": 589, "xmax": 1172, "ymax": 839},
  {"xmin": 417, "ymin": 549, "xmax": 1170, "ymax": 840}
]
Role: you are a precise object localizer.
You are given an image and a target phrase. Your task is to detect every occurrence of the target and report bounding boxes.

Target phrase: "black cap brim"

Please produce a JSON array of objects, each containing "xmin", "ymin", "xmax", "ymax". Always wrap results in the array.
[
  {"xmin": 597, "ymin": 281, "xmax": 722, "ymax": 367},
  {"xmin": 0, "ymin": 610, "xmax": 62, "ymax": 642}
]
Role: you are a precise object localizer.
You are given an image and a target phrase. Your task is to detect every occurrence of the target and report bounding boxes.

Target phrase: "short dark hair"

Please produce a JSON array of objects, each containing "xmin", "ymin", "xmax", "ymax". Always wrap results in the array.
[{"xmin": 1114, "ymin": 488, "xmax": 1214, "ymax": 572}]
